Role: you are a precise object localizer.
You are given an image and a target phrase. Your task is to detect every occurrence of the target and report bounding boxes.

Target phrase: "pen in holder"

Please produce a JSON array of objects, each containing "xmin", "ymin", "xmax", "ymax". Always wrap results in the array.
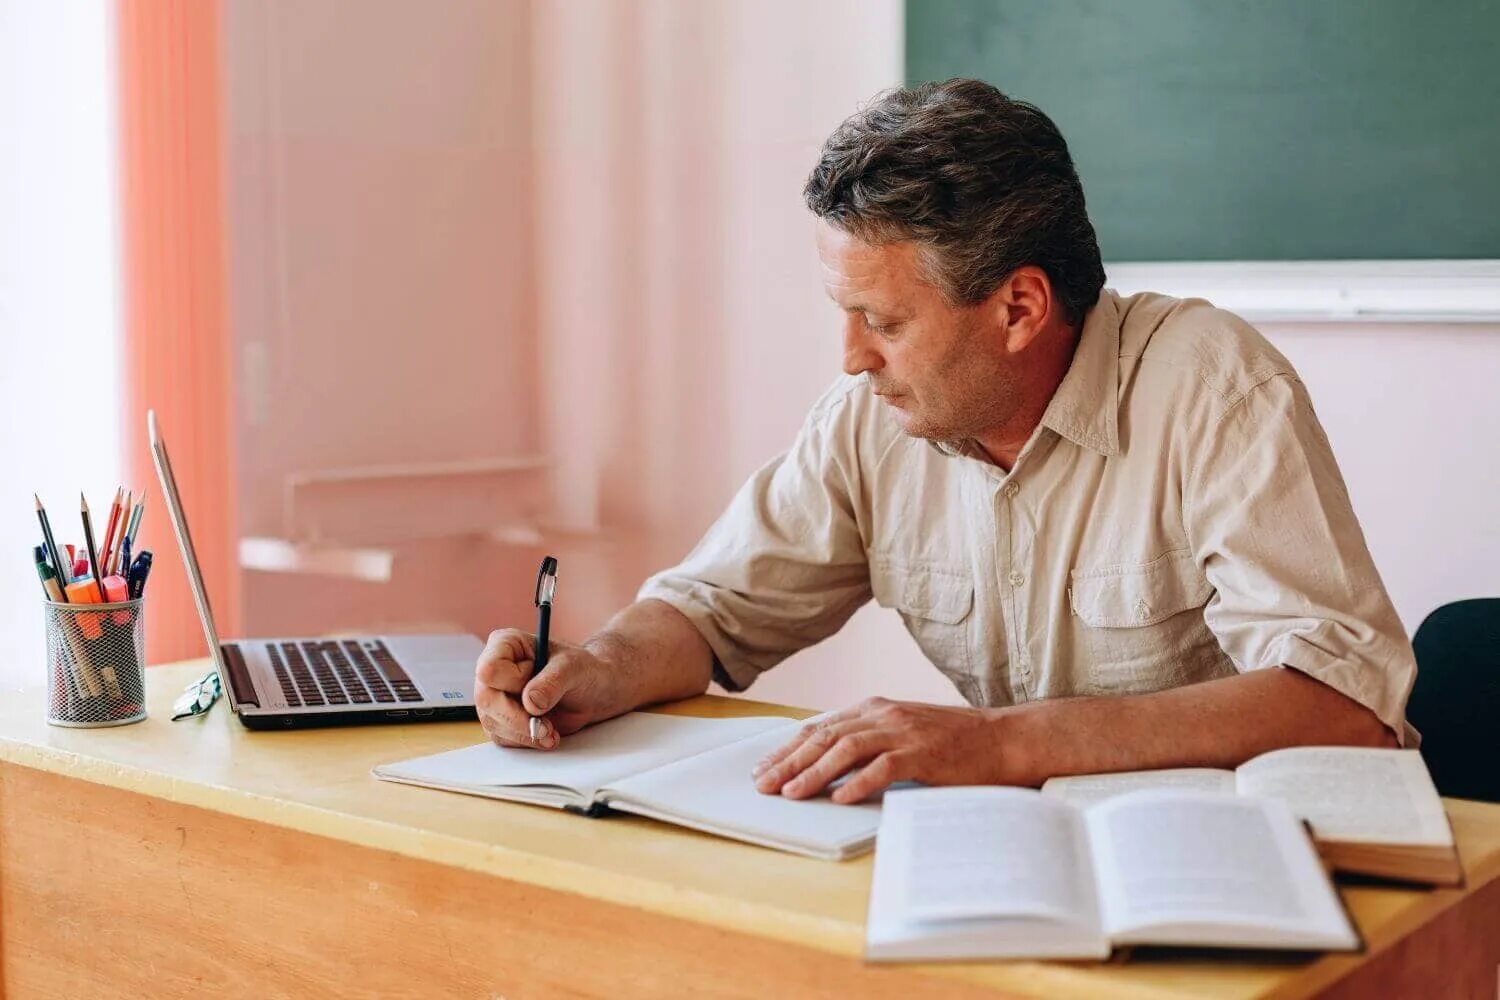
[{"xmin": 44, "ymin": 597, "xmax": 148, "ymax": 727}]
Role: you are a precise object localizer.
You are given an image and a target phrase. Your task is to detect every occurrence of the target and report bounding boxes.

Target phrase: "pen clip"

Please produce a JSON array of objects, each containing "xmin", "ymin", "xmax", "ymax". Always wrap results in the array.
[{"xmin": 534, "ymin": 555, "xmax": 558, "ymax": 607}]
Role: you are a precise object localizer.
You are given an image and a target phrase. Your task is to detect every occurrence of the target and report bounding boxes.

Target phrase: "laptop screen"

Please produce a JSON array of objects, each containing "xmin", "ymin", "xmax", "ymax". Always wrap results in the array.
[{"xmin": 147, "ymin": 410, "xmax": 232, "ymax": 689}]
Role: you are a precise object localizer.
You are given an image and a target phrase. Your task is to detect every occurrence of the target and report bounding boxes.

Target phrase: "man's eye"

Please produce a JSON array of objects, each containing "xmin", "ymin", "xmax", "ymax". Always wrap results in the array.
[{"xmin": 867, "ymin": 320, "xmax": 898, "ymax": 336}]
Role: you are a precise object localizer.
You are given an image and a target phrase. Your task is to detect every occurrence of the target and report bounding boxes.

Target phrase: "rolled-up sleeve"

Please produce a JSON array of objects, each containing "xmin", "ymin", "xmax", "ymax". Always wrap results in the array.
[
  {"xmin": 637, "ymin": 386, "xmax": 872, "ymax": 692},
  {"xmin": 1184, "ymin": 374, "xmax": 1417, "ymax": 743}
]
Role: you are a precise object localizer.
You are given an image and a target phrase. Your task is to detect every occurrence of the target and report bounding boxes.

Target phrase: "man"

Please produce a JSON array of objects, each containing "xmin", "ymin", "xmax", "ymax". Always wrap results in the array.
[{"xmin": 473, "ymin": 78, "xmax": 1413, "ymax": 805}]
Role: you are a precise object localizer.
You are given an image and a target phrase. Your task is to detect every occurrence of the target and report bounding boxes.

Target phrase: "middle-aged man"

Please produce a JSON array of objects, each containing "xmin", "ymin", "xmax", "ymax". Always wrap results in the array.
[{"xmin": 473, "ymin": 78, "xmax": 1414, "ymax": 805}]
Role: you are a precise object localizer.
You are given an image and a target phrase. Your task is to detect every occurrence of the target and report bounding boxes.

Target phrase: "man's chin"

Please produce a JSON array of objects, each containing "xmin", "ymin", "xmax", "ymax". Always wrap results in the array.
[{"xmin": 890, "ymin": 411, "xmax": 943, "ymax": 440}]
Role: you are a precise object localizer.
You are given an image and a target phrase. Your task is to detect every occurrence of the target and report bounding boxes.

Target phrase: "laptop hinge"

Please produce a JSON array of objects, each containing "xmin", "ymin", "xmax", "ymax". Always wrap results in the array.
[{"xmin": 219, "ymin": 642, "xmax": 260, "ymax": 708}]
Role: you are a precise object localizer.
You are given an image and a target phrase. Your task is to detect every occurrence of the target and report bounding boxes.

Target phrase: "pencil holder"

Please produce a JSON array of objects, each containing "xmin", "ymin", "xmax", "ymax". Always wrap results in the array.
[{"xmin": 44, "ymin": 598, "xmax": 148, "ymax": 727}]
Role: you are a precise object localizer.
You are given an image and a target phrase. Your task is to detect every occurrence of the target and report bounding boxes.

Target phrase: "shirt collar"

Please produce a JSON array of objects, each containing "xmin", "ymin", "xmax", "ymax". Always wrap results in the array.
[
  {"xmin": 926, "ymin": 289, "xmax": 1122, "ymax": 462},
  {"xmin": 1039, "ymin": 289, "xmax": 1121, "ymax": 457}
]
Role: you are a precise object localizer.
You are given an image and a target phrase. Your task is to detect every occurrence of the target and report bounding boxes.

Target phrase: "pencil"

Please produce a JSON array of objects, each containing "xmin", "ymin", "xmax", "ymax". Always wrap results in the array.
[
  {"xmin": 34, "ymin": 494, "xmax": 70, "ymax": 601},
  {"xmin": 79, "ymin": 492, "xmax": 107, "ymax": 602},
  {"xmin": 125, "ymin": 488, "xmax": 146, "ymax": 551},
  {"xmin": 99, "ymin": 487, "xmax": 123, "ymax": 580},
  {"xmin": 112, "ymin": 489, "xmax": 133, "ymax": 575}
]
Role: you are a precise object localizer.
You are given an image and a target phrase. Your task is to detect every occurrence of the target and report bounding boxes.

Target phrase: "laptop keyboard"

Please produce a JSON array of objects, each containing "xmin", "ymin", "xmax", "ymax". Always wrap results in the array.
[{"xmin": 266, "ymin": 640, "xmax": 425, "ymax": 708}]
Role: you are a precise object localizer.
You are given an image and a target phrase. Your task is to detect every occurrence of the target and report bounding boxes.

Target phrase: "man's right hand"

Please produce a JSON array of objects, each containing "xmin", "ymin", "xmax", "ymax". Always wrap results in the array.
[{"xmin": 473, "ymin": 628, "xmax": 621, "ymax": 750}]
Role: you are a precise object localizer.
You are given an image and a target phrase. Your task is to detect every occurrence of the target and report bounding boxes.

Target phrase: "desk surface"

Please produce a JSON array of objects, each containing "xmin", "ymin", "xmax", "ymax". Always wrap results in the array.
[{"xmin": 3, "ymin": 659, "xmax": 1497, "ymax": 999}]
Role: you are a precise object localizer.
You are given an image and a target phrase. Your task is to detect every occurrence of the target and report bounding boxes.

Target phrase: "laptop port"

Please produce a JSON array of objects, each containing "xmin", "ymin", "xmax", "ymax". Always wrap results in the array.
[
  {"xmin": 413, "ymin": 708, "xmax": 435, "ymax": 717},
  {"xmin": 385, "ymin": 710, "xmax": 409, "ymax": 719}
]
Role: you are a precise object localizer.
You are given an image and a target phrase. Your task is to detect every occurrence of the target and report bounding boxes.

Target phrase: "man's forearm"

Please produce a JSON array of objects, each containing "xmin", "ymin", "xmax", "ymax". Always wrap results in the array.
[
  {"xmin": 582, "ymin": 599, "xmax": 715, "ymax": 713},
  {"xmin": 1002, "ymin": 666, "xmax": 1397, "ymax": 786}
]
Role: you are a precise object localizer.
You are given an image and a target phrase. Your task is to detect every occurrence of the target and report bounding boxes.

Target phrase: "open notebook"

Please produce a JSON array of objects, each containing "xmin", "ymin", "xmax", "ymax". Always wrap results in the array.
[
  {"xmin": 1041, "ymin": 747, "xmax": 1461, "ymax": 886},
  {"xmin": 372, "ymin": 712, "xmax": 882, "ymax": 860},
  {"xmin": 867, "ymin": 786, "xmax": 1360, "ymax": 962}
]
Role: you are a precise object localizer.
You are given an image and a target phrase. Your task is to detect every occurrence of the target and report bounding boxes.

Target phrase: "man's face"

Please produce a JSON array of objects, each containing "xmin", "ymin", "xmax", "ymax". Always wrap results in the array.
[{"xmin": 816, "ymin": 221, "xmax": 1025, "ymax": 442}]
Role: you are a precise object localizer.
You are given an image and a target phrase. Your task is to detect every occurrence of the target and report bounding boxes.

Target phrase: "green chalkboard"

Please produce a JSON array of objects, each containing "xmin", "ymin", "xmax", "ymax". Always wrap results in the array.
[{"xmin": 906, "ymin": 0, "xmax": 1500, "ymax": 261}]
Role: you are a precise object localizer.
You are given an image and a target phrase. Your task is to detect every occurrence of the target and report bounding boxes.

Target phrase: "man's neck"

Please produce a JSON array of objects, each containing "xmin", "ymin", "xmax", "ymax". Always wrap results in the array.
[{"xmin": 972, "ymin": 322, "xmax": 1082, "ymax": 472}]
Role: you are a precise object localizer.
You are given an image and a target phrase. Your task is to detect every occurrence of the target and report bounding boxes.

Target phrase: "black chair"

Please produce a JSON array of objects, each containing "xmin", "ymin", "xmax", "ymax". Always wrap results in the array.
[{"xmin": 1408, "ymin": 599, "xmax": 1500, "ymax": 803}]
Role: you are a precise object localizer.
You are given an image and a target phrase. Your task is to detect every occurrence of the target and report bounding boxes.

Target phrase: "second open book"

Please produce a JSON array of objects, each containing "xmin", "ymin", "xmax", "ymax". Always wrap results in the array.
[{"xmin": 868, "ymin": 785, "xmax": 1361, "ymax": 961}]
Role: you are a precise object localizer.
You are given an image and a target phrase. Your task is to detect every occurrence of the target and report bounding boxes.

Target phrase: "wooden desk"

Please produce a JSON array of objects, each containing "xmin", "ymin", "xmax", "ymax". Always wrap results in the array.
[{"xmin": 1, "ymin": 660, "xmax": 1496, "ymax": 998}]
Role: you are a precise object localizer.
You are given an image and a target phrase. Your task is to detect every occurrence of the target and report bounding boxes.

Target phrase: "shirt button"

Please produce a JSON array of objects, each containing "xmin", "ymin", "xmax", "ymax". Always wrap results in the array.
[
  {"xmin": 1008, "ymin": 571, "xmax": 1025, "ymax": 587},
  {"xmin": 1002, "ymin": 482, "xmax": 1020, "ymax": 498}
]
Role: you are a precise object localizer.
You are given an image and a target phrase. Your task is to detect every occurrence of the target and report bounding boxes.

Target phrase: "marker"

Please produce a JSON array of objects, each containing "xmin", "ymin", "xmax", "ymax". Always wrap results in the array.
[
  {"xmin": 127, "ymin": 551, "xmax": 153, "ymax": 600},
  {"xmin": 34, "ymin": 546, "xmax": 65, "ymax": 602}
]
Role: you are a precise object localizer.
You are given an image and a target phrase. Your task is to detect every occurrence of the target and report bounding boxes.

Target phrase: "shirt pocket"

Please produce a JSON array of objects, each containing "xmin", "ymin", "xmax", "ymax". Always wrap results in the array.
[
  {"xmin": 1068, "ymin": 548, "xmax": 1217, "ymax": 692},
  {"xmin": 870, "ymin": 558, "xmax": 976, "ymax": 685}
]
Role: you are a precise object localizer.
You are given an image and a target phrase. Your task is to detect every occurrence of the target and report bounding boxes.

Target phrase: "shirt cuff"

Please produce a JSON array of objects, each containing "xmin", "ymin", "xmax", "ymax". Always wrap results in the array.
[
  {"xmin": 1267, "ymin": 630, "xmax": 1417, "ymax": 747},
  {"xmin": 635, "ymin": 583, "xmax": 763, "ymax": 694}
]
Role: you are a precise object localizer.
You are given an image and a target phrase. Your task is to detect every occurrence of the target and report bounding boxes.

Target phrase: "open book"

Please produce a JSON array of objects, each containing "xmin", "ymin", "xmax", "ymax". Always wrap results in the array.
[
  {"xmin": 1041, "ymin": 748, "xmax": 1460, "ymax": 886},
  {"xmin": 867, "ymin": 787, "xmax": 1360, "ymax": 962},
  {"xmin": 372, "ymin": 712, "xmax": 881, "ymax": 860}
]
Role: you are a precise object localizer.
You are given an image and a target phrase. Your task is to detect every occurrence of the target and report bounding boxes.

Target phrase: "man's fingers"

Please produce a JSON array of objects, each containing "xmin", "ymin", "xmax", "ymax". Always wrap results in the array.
[
  {"xmin": 751, "ymin": 703, "xmax": 874, "ymax": 778},
  {"xmin": 830, "ymin": 751, "xmax": 911, "ymax": 804},
  {"xmin": 777, "ymin": 729, "xmax": 889, "ymax": 800},
  {"xmin": 754, "ymin": 719, "xmax": 872, "ymax": 794},
  {"xmin": 475, "ymin": 686, "xmax": 556, "ymax": 749},
  {"xmin": 519, "ymin": 648, "xmax": 582, "ymax": 716},
  {"xmin": 475, "ymin": 628, "xmax": 535, "ymax": 691}
]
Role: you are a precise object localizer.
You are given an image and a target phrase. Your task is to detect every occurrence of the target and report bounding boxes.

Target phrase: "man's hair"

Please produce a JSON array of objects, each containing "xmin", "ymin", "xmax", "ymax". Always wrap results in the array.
[{"xmin": 804, "ymin": 78, "xmax": 1106, "ymax": 328}]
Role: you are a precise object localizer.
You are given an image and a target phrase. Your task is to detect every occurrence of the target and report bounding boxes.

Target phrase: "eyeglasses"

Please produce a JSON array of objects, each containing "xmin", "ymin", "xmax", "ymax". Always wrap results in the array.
[{"xmin": 171, "ymin": 670, "xmax": 223, "ymax": 720}]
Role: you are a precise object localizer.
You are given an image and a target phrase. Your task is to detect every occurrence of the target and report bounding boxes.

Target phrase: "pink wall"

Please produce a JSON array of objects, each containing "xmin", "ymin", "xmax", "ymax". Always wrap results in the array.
[
  {"xmin": 221, "ymin": 0, "xmax": 956, "ymax": 709},
  {"xmin": 224, "ymin": 0, "xmax": 545, "ymax": 643}
]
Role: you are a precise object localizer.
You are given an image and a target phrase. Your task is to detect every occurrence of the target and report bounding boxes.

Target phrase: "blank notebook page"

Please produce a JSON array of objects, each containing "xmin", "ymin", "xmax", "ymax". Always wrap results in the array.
[
  {"xmin": 376, "ymin": 713, "xmax": 790, "ymax": 800},
  {"xmin": 606, "ymin": 725, "xmax": 884, "ymax": 851}
]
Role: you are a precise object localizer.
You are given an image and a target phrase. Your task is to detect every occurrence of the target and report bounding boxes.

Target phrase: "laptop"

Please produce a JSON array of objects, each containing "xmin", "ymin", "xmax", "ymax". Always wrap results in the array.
[{"xmin": 149, "ymin": 410, "xmax": 482, "ymax": 730}]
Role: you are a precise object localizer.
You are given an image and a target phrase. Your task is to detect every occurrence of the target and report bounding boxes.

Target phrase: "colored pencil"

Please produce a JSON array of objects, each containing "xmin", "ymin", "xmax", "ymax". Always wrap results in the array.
[
  {"xmin": 112, "ymin": 489, "xmax": 134, "ymax": 575},
  {"xmin": 33, "ymin": 494, "xmax": 70, "ymax": 601},
  {"xmin": 99, "ymin": 487, "xmax": 123, "ymax": 578},
  {"xmin": 125, "ymin": 488, "xmax": 146, "ymax": 552},
  {"xmin": 79, "ymin": 493, "xmax": 107, "ymax": 602}
]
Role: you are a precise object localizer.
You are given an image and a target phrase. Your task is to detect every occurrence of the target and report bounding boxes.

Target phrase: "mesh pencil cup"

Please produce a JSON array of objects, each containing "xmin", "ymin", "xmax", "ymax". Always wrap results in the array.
[{"xmin": 44, "ymin": 597, "xmax": 148, "ymax": 727}]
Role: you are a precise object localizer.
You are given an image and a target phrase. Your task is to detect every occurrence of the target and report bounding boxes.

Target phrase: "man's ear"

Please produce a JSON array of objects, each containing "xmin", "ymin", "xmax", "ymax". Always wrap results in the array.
[{"xmin": 993, "ymin": 266, "xmax": 1055, "ymax": 354}]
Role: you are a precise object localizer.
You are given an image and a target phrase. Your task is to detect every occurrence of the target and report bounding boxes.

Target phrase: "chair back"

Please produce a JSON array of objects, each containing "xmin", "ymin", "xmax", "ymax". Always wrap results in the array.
[{"xmin": 1409, "ymin": 598, "xmax": 1500, "ymax": 802}]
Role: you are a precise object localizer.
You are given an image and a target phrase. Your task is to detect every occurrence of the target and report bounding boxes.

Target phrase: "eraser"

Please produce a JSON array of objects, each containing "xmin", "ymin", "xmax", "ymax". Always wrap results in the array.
[
  {"xmin": 64, "ymin": 578, "xmax": 101, "ymax": 604},
  {"xmin": 62, "ymin": 578, "xmax": 104, "ymax": 640}
]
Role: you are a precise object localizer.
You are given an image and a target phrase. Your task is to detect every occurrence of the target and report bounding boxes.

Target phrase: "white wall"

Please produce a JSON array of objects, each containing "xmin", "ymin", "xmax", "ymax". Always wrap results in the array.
[{"xmin": 0, "ymin": 2, "xmax": 124, "ymax": 684}]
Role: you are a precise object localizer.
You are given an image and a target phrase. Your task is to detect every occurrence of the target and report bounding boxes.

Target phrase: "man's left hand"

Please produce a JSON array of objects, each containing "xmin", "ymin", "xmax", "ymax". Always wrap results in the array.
[{"xmin": 751, "ymin": 697, "xmax": 1028, "ymax": 804}]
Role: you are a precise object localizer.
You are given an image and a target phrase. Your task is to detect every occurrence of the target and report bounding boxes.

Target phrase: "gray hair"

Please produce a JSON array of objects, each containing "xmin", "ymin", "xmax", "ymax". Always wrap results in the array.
[{"xmin": 804, "ymin": 78, "xmax": 1106, "ymax": 327}]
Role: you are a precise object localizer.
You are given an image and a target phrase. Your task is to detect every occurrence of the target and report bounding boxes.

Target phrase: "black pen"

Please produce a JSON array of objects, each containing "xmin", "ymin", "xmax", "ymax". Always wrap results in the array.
[
  {"xmin": 127, "ymin": 551, "xmax": 153, "ymax": 599},
  {"xmin": 529, "ymin": 555, "xmax": 558, "ymax": 742}
]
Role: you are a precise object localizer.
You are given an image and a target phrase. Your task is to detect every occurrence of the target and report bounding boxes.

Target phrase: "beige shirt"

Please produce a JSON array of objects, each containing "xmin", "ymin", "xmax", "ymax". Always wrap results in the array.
[{"xmin": 639, "ymin": 289, "xmax": 1416, "ymax": 742}]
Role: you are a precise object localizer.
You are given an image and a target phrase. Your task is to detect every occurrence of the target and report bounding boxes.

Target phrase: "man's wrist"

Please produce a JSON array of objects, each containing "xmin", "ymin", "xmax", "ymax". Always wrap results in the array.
[
  {"xmin": 580, "ymin": 629, "xmax": 638, "ymax": 715},
  {"xmin": 979, "ymin": 702, "xmax": 1045, "ymax": 787}
]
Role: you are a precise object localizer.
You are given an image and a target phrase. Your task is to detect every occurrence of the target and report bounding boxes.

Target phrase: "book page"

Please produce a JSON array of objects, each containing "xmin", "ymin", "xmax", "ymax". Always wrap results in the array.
[
  {"xmin": 373, "ymin": 713, "xmax": 791, "ymax": 802},
  {"xmin": 603, "ymin": 724, "xmax": 882, "ymax": 860},
  {"xmin": 1235, "ymin": 747, "xmax": 1452, "ymax": 846},
  {"xmin": 886, "ymin": 787, "xmax": 1098, "ymax": 924},
  {"xmin": 1042, "ymin": 768, "xmax": 1235, "ymax": 807},
  {"xmin": 864, "ymin": 787, "xmax": 1108, "ymax": 962},
  {"xmin": 1087, "ymin": 790, "xmax": 1355, "ymax": 948}
]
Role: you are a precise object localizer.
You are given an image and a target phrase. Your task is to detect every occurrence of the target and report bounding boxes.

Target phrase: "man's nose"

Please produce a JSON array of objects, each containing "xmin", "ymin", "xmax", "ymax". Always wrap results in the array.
[{"xmin": 842, "ymin": 318, "xmax": 884, "ymax": 377}]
